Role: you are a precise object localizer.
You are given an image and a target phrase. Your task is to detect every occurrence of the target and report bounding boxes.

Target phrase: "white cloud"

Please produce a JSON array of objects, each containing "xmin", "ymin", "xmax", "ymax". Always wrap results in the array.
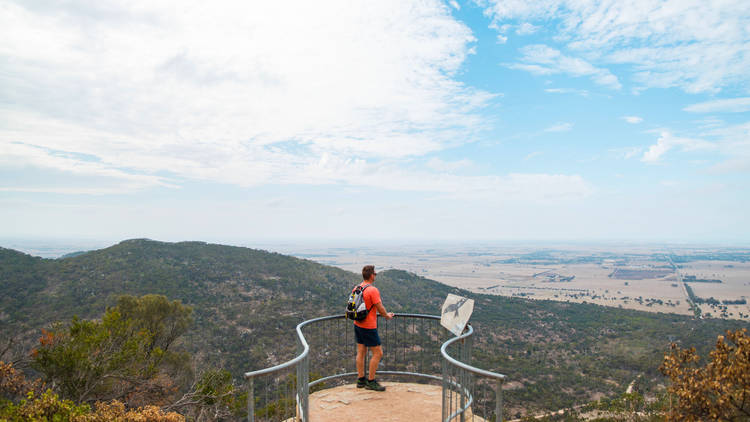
[
  {"xmin": 0, "ymin": 141, "xmax": 175, "ymax": 193},
  {"xmin": 641, "ymin": 131, "xmax": 716, "ymax": 163},
  {"xmin": 545, "ymin": 122, "xmax": 573, "ymax": 132},
  {"xmin": 684, "ymin": 97, "xmax": 750, "ymax": 113},
  {"xmin": 622, "ymin": 116, "xmax": 643, "ymax": 124},
  {"xmin": 695, "ymin": 118, "xmax": 726, "ymax": 129},
  {"xmin": 516, "ymin": 22, "xmax": 538, "ymax": 35},
  {"xmin": 524, "ymin": 151, "xmax": 542, "ymax": 160},
  {"xmin": 0, "ymin": 186, "xmax": 134, "ymax": 195},
  {"xmin": 280, "ymin": 154, "xmax": 594, "ymax": 200},
  {"xmin": 609, "ymin": 146, "xmax": 643, "ymax": 160},
  {"xmin": 706, "ymin": 122, "xmax": 750, "ymax": 172},
  {"xmin": 0, "ymin": 0, "xmax": 507, "ymax": 195},
  {"xmin": 623, "ymin": 148, "xmax": 642, "ymax": 159},
  {"xmin": 544, "ymin": 87, "xmax": 589, "ymax": 96},
  {"xmin": 508, "ymin": 44, "xmax": 621, "ymax": 89},
  {"xmin": 480, "ymin": 0, "xmax": 750, "ymax": 93},
  {"xmin": 425, "ymin": 157, "xmax": 473, "ymax": 172},
  {"xmin": 630, "ymin": 121, "xmax": 750, "ymax": 171},
  {"xmin": 496, "ymin": 34, "xmax": 508, "ymax": 44}
]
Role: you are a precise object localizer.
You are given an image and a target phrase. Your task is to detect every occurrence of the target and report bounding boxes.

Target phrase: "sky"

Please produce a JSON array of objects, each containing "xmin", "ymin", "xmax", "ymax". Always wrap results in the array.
[{"xmin": 1, "ymin": 0, "xmax": 749, "ymax": 244}]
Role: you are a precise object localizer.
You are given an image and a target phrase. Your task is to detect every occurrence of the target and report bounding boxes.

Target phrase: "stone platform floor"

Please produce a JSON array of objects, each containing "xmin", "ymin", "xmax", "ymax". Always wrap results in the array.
[{"xmin": 309, "ymin": 382, "xmax": 442, "ymax": 422}]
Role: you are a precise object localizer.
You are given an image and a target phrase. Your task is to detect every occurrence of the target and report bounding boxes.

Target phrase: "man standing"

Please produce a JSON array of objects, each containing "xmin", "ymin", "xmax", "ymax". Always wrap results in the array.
[{"xmin": 354, "ymin": 265, "xmax": 394, "ymax": 391}]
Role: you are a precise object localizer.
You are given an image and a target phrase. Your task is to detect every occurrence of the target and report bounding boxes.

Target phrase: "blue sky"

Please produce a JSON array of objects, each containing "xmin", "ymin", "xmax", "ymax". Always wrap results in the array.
[{"xmin": 1, "ymin": 0, "xmax": 749, "ymax": 243}]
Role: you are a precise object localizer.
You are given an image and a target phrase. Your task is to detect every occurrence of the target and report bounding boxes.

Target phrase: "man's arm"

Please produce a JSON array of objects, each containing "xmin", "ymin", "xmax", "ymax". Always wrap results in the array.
[{"xmin": 374, "ymin": 302, "xmax": 394, "ymax": 320}]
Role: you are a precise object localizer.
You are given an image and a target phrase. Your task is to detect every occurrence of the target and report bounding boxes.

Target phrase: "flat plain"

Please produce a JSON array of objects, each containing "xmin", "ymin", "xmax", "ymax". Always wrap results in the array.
[{"xmin": 271, "ymin": 243, "xmax": 750, "ymax": 321}]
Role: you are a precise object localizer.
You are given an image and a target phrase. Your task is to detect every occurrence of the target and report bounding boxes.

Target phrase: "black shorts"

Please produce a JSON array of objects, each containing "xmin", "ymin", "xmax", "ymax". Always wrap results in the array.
[{"xmin": 354, "ymin": 325, "xmax": 381, "ymax": 347}]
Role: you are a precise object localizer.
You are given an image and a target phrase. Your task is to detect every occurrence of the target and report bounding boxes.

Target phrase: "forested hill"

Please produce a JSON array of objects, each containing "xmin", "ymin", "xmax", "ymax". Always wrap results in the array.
[
  {"xmin": 1, "ymin": 239, "xmax": 747, "ymax": 414},
  {"xmin": 0, "ymin": 239, "xmax": 454, "ymax": 374}
]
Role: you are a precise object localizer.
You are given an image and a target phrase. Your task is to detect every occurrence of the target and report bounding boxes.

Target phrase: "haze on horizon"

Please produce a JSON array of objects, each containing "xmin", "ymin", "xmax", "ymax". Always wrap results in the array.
[{"xmin": 2, "ymin": 0, "xmax": 749, "ymax": 243}]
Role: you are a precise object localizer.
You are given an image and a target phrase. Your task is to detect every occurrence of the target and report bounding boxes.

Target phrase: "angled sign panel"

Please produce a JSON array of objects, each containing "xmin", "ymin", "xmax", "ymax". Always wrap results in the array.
[{"xmin": 440, "ymin": 293, "xmax": 474, "ymax": 337}]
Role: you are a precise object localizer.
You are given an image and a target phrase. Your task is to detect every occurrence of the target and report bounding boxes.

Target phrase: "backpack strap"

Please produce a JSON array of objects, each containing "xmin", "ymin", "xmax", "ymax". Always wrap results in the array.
[{"xmin": 360, "ymin": 284, "xmax": 372, "ymax": 310}]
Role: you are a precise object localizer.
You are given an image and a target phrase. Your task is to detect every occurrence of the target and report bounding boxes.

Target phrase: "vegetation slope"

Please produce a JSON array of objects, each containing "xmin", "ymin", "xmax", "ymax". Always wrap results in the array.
[{"xmin": 1, "ymin": 239, "xmax": 747, "ymax": 416}]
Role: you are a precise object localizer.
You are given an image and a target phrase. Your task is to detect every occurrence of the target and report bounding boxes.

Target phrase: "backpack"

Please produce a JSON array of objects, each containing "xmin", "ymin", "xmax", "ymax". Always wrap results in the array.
[{"xmin": 346, "ymin": 284, "xmax": 371, "ymax": 321}]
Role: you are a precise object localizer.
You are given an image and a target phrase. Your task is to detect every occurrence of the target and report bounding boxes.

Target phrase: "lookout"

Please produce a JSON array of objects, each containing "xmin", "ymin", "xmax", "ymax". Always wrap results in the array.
[{"xmin": 244, "ymin": 305, "xmax": 506, "ymax": 422}]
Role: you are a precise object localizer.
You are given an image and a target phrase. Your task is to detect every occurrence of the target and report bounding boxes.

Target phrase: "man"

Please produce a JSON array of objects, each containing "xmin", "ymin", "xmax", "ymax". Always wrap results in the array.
[{"xmin": 354, "ymin": 265, "xmax": 394, "ymax": 391}]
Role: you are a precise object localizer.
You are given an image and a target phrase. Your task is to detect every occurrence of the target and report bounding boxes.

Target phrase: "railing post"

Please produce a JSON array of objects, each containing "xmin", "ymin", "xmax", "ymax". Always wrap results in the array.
[
  {"xmin": 247, "ymin": 378, "xmax": 254, "ymax": 422},
  {"xmin": 495, "ymin": 379, "xmax": 503, "ymax": 422},
  {"xmin": 301, "ymin": 354, "xmax": 309, "ymax": 422},
  {"xmin": 464, "ymin": 334, "xmax": 473, "ymax": 421},
  {"xmin": 441, "ymin": 356, "xmax": 448, "ymax": 422},
  {"xmin": 459, "ymin": 371, "xmax": 465, "ymax": 422},
  {"xmin": 459, "ymin": 339, "xmax": 466, "ymax": 422},
  {"xmin": 296, "ymin": 359, "xmax": 301, "ymax": 422}
]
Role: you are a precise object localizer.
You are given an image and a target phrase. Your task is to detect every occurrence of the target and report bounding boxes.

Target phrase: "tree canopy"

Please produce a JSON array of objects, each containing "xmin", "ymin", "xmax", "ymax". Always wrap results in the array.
[
  {"xmin": 31, "ymin": 295, "xmax": 193, "ymax": 406},
  {"xmin": 661, "ymin": 328, "xmax": 750, "ymax": 421}
]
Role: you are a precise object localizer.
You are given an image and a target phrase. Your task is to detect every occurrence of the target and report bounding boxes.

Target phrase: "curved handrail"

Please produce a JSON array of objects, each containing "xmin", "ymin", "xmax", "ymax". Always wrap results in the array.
[
  {"xmin": 244, "ymin": 313, "xmax": 442, "ymax": 379},
  {"xmin": 243, "ymin": 312, "xmax": 506, "ymax": 422},
  {"xmin": 243, "ymin": 314, "xmax": 313, "ymax": 379},
  {"xmin": 440, "ymin": 324, "xmax": 506, "ymax": 381},
  {"xmin": 245, "ymin": 313, "xmax": 506, "ymax": 381}
]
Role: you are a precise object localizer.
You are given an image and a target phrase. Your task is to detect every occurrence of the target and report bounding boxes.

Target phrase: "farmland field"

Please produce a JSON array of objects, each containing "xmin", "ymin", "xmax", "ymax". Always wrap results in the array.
[{"xmin": 268, "ymin": 243, "xmax": 750, "ymax": 321}]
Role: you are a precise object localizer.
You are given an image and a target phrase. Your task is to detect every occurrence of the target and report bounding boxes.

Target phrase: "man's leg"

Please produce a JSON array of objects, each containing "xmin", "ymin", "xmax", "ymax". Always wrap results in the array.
[
  {"xmin": 367, "ymin": 345, "xmax": 383, "ymax": 380},
  {"xmin": 356, "ymin": 343, "xmax": 367, "ymax": 379}
]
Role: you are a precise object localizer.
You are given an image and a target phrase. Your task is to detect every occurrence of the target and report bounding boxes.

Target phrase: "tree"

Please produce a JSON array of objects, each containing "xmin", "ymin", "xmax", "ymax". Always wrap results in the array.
[
  {"xmin": 0, "ymin": 388, "xmax": 185, "ymax": 422},
  {"xmin": 0, "ymin": 389, "xmax": 90, "ymax": 421},
  {"xmin": 31, "ymin": 295, "xmax": 193, "ymax": 407},
  {"xmin": 114, "ymin": 294, "xmax": 193, "ymax": 354},
  {"xmin": 1, "ymin": 360, "xmax": 41, "ymax": 407},
  {"xmin": 660, "ymin": 328, "xmax": 750, "ymax": 421},
  {"xmin": 165, "ymin": 368, "xmax": 244, "ymax": 421}
]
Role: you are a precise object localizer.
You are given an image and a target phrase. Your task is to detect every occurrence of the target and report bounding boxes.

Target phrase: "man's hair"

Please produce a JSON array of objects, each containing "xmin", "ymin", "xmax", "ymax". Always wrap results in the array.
[{"xmin": 362, "ymin": 265, "xmax": 376, "ymax": 280}]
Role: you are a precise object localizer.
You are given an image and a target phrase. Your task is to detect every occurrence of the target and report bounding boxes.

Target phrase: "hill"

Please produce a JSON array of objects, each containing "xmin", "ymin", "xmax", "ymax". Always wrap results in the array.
[{"xmin": 1, "ymin": 239, "xmax": 747, "ymax": 416}]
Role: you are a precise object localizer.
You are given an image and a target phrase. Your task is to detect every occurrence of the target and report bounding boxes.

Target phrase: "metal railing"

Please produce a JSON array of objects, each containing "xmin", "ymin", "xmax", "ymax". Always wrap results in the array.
[
  {"xmin": 244, "ymin": 313, "xmax": 506, "ymax": 422},
  {"xmin": 442, "ymin": 323, "xmax": 506, "ymax": 421}
]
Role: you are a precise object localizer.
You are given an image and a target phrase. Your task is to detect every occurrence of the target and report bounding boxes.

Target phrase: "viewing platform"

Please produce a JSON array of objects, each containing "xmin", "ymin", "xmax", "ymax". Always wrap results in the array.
[
  {"xmin": 244, "ymin": 313, "xmax": 505, "ymax": 422},
  {"xmin": 309, "ymin": 382, "xmax": 443, "ymax": 421}
]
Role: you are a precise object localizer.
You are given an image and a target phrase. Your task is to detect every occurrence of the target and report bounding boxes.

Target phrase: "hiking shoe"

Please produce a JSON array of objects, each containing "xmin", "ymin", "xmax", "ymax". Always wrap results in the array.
[
  {"xmin": 356, "ymin": 378, "xmax": 367, "ymax": 388},
  {"xmin": 365, "ymin": 379, "xmax": 386, "ymax": 391}
]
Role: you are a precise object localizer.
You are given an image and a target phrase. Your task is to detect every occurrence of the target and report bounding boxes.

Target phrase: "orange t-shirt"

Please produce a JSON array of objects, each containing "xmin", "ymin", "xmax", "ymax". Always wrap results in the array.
[{"xmin": 353, "ymin": 281, "xmax": 381, "ymax": 329}]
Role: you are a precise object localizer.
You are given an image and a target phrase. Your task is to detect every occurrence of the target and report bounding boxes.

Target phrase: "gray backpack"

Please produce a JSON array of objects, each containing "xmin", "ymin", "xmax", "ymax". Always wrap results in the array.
[{"xmin": 346, "ymin": 284, "xmax": 371, "ymax": 321}]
